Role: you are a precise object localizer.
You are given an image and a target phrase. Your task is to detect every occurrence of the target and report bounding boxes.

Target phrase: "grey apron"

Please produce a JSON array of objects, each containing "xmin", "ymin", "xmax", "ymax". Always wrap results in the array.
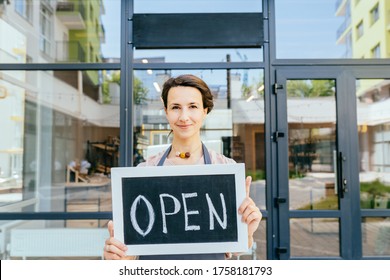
[{"xmin": 139, "ymin": 143, "xmax": 225, "ymax": 260}]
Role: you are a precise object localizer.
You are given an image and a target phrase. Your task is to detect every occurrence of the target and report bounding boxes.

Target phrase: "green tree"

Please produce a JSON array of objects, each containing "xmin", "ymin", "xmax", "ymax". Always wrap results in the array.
[
  {"xmin": 101, "ymin": 71, "xmax": 148, "ymax": 104},
  {"xmin": 287, "ymin": 80, "xmax": 335, "ymax": 97},
  {"xmin": 133, "ymin": 77, "xmax": 148, "ymax": 105},
  {"xmin": 241, "ymin": 83, "xmax": 253, "ymax": 98}
]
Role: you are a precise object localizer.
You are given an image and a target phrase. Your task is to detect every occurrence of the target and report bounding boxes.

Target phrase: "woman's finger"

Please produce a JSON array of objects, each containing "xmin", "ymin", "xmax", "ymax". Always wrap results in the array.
[
  {"xmin": 238, "ymin": 197, "xmax": 254, "ymax": 215},
  {"xmin": 245, "ymin": 176, "xmax": 252, "ymax": 196},
  {"xmin": 108, "ymin": 220, "xmax": 114, "ymax": 237}
]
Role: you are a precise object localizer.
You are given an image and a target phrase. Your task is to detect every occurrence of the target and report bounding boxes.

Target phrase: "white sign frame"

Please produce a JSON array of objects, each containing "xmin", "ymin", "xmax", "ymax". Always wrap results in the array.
[{"xmin": 111, "ymin": 163, "xmax": 248, "ymax": 256}]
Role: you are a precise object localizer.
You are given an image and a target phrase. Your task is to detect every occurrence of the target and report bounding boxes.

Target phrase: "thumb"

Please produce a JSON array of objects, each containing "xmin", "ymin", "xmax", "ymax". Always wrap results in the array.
[
  {"xmin": 245, "ymin": 176, "xmax": 252, "ymax": 197},
  {"xmin": 108, "ymin": 220, "xmax": 114, "ymax": 237}
]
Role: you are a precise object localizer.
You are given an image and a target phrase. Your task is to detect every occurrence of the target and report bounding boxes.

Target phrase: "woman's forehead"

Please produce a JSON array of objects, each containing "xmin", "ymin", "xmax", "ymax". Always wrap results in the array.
[{"xmin": 167, "ymin": 86, "xmax": 202, "ymax": 102}]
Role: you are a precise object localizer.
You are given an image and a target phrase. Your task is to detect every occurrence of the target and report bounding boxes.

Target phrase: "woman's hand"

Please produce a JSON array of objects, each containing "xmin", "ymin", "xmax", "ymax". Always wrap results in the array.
[
  {"xmin": 104, "ymin": 220, "xmax": 137, "ymax": 260},
  {"xmin": 238, "ymin": 176, "xmax": 262, "ymax": 248}
]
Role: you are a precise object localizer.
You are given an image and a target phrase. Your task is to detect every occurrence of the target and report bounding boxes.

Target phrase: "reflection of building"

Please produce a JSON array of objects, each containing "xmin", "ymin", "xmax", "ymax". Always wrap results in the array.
[
  {"xmin": 336, "ymin": 0, "xmax": 388, "ymax": 59},
  {"xmin": 0, "ymin": 1, "xmax": 111, "ymax": 219},
  {"xmin": 134, "ymin": 57, "xmax": 170, "ymax": 100},
  {"xmin": 336, "ymin": 0, "xmax": 387, "ymax": 59},
  {"xmin": 336, "ymin": 0, "xmax": 390, "ymax": 174}
]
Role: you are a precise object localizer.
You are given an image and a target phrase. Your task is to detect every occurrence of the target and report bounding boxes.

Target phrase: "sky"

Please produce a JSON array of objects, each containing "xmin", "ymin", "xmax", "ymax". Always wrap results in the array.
[{"xmin": 101, "ymin": 0, "xmax": 344, "ymax": 60}]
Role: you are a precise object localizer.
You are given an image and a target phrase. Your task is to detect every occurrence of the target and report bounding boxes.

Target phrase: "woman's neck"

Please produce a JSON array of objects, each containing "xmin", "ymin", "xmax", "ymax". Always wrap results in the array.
[
  {"xmin": 171, "ymin": 138, "xmax": 202, "ymax": 152},
  {"xmin": 169, "ymin": 137, "xmax": 203, "ymax": 162}
]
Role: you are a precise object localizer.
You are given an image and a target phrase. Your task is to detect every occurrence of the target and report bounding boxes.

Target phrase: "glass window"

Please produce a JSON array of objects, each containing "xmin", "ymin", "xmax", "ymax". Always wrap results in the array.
[
  {"xmin": 370, "ymin": 3, "xmax": 380, "ymax": 25},
  {"xmin": 371, "ymin": 43, "xmax": 381, "ymax": 58},
  {"xmin": 0, "ymin": 69, "xmax": 119, "ymax": 213},
  {"xmin": 362, "ymin": 217, "xmax": 390, "ymax": 256},
  {"xmin": 132, "ymin": 68, "xmax": 266, "ymax": 208},
  {"xmin": 40, "ymin": 4, "xmax": 53, "ymax": 57},
  {"xmin": 132, "ymin": 68, "xmax": 266, "ymax": 258},
  {"xmin": 0, "ymin": 0, "xmax": 118, "ymax": 63},
  {"xmin": 290, "ymin": 218, "xmax": 340, "ymax": 257},
  {"xmin": 15, "ymin": 0, "xmax": 33, "ymax": 22},
  {"xmin": 276, "ymin": 0, "xmax": 345, "ymax": 58},
  {"xmin": 276, "ymin": 0, "xmax": 388, "ymax": 59},
  {"xmin": 356, "ymin": 79, "xmax": 390, "ymax": 210},
  {"xmin": 134, "ymin": 49, "xmax": 263, "ymax": 63},
  {"xmin": 286, "ymin": 79, "xmax": 337, "ymax": 211},
  {"xmin": 356, "ymin": 20, "xmax": 364, "ymax": 40}
]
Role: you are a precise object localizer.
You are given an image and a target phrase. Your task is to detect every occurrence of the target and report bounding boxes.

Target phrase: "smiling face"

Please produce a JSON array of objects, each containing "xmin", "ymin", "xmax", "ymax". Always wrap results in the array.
[{"xmin": 165, "ymin": 86, "xmax": 208, "ymax": 143}]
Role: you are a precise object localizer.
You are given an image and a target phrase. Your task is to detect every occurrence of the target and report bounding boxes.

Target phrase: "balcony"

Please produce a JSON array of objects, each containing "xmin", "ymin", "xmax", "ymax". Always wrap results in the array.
[
  {"xmin": 335, "ymin": 0, "xmax": 349, "ymax": 17},
  {"xmin": 56, "ymin": 1, "xmax": 86, "ymax": 30},
  {"xmin": 336, "ymin": 16, "xmax": 351, "ymax": 40},
  {"xmin": 56, "ymin": 41, "xmax": 86, "ymax": 62}
]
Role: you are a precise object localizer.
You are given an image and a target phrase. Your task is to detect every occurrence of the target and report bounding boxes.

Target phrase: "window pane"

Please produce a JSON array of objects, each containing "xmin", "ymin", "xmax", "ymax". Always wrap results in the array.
[
  {"xmin": 0, "ymin": 70, "xmax": 119, "ymax": 213},
  {"xmin": 133, "ymin": 69, "xmax": 266, "ymax": 212},
  {"xmin": 362, "ymin": 217, "xmax": 390, "ymax": 256},
  {"xmin": 276, "ymin": 0, "xmax": 345, "ymax": 58},
  {"xmin": 290, "ymin": 218, "xmax": 340, "ymax": 257},
  {"xmin": 286, "ymin": 80, "xmax": 337, "ymax": 210},
  {"xmin": 357, "ymin": 79, "xmax": 390, "ymax": 210},
  {"xmin": 134, "ymin": 49, "xmax": 263, "ymax": 63},
  {"xmin": 15, "ymin": 0, "xmax": 33, "ymax": 22},
  {"xmin": 370, "ymin": 4, "xmax": 379, "ymax": 25},
  {"xmin": 0, "ymin": 0, "xmax": 119, "ymax": 63},
  {"xmin": 276, "ymin": 0, "xmax": 387, "ymax": 59}
]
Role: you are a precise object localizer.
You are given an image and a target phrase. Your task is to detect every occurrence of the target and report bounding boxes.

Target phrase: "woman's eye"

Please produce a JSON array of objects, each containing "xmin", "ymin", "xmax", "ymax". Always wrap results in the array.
[{"xmin": 171, "ymin": 106, "xmax": 180, "ymax": 110}]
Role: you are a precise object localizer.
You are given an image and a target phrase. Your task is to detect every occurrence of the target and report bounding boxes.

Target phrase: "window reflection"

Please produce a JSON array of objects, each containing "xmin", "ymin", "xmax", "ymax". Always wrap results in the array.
[
  {"xmin": 357, "ymin": 79, "xmax": 390, "ymax": 210},
  {"xmin": 133, "ymin": 69, "xmax": 266, "ymax": 210},
  {"xmin": 0, "ymin": 0, "xmax": 119, "ymax": 63},
  {"xmin": 362, "ymin": 217, "xmax": 390, "ymax": 256},
  {"xmin": 290, "ymin": 218, "xmax": 340, "ymax": 257},
  {"xmin": 276, "ymin": 0, "xmax": 389, "ymax": 59},
  {"xmin": 0, "ymin": 70, "xmax": 119, "ymax": 217},
  {"xmin": 287, "ymin": 80, "xmax": 337, "ymax": 211}
]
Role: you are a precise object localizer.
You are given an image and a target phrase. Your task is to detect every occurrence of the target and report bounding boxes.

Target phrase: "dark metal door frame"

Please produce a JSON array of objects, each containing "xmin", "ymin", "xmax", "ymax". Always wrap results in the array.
[{"xmin": 272, "ymin": 66, "xmax": 359, "ymax": 259}]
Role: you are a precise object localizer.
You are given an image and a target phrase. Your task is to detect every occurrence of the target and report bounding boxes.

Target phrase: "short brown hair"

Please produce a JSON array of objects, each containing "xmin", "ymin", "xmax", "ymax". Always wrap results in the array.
[{"xmin": 161, "ymin": 74, "xmax": 214, "ymax": 114}]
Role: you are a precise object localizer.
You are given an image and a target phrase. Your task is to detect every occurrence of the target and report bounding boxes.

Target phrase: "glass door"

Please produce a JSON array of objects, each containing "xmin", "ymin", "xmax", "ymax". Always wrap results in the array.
[{"xmin": 274, "ymin": 68, "xmax": 355, "ymax": 259}]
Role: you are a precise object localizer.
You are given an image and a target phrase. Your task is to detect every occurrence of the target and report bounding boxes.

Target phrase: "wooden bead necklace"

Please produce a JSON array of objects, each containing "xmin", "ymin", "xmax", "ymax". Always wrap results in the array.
[
  {"xmin": 175, "ymin": 151, "xmax": 191, "ymax": 159},
  {"xmin": 173, "ymin": 144, "xmax": 202, "ymax": 159}
]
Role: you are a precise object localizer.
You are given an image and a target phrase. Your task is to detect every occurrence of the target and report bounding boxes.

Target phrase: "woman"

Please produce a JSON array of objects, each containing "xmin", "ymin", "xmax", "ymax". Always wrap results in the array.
[{"xmin": 104, "ymin": 74, "xmax": 262, "ymax": 260}]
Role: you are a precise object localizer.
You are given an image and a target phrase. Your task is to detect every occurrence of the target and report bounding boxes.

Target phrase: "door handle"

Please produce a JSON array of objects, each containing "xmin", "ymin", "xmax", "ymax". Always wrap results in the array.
[{"xmin": 337, "ymin": 151, "xmax": 347, "ymax": 198}]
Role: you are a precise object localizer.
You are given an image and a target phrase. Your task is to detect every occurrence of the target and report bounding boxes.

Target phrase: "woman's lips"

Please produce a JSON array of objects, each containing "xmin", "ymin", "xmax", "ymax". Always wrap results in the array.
[{"xmin": 177, "ymin": 124, "xmax": 191, "ymax": 129}]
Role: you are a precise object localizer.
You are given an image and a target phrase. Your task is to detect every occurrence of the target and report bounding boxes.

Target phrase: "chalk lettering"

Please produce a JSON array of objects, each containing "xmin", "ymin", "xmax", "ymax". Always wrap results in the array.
[
  {"xmin": 206, "ymin": 193, "xmax": 227, "ymax": 230},
  {"xmin": 159, "ymin": 193, "xmax": 181, "ymax": 234},
  {"xmin": 182, "ymin": 193, "xmax": 200, "ymax": 231},
  {"xmin": 130, "ymin": 195, "xmax": 155, "ymax": 237},
  {"xmin": 129, "ymin": 192, "xmax": 231, "ymax": 237}
]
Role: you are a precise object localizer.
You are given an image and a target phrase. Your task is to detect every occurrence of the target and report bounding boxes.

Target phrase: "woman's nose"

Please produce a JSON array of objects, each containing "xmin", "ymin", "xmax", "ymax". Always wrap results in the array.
[{"xmin": 179, "ymin": 108, "xmax": 189, "ymax": 121}]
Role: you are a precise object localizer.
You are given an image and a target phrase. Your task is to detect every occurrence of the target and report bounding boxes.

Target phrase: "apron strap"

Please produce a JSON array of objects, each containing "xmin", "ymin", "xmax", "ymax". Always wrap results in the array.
[
  {"xmin": 157, "ymin": 145, "xmax": 172, "ymax": 166},
  {"xmin": 202, "ymin": 142, "xmax": 212, "ymax": 164}
]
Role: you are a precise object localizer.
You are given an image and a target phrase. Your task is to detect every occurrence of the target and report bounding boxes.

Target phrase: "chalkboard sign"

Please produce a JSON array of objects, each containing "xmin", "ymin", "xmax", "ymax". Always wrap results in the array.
[{"xmin": 111, "ymin": 164, "xmax": 247, "ymax": 256}]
